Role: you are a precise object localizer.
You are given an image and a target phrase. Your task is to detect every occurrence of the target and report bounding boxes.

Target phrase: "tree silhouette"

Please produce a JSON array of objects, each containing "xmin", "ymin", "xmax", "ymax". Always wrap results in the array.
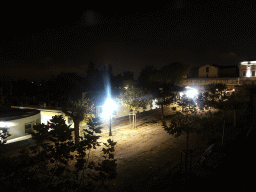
[
  {"xmin": 162, "ymin": 112, "xmax": 201, "ymax": 177},
  {"xmin": 62, "ymin": 98, "xmax": 94, "ymax": 147}
]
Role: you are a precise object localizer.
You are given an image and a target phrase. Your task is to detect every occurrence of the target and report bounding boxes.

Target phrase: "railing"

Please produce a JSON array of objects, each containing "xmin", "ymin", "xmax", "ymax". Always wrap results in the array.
[{"xmin": 198, "ymin": 140, "xmax": 219, "ymax": 165}]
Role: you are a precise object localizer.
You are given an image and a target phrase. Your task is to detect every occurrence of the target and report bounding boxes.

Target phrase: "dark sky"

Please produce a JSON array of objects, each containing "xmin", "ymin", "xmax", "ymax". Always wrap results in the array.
[{"xmin": 1, "ymin": 1, "xmax": 256, "ymax": 81}]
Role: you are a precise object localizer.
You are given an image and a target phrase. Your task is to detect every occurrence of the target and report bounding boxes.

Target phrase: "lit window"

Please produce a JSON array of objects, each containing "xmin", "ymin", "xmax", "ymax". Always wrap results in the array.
[{"xmin": 246, "ymin": 66, "xmax": 251, "ymax": 77}]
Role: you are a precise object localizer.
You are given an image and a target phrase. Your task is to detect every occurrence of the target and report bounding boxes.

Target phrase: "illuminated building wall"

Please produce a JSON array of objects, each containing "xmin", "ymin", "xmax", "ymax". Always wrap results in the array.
[
  {"xmin": 239, "ymin": 61, "xmax": 256, "ymax": 78},
  {"xmin": 0, "ymin": 109, "xmax": 40, "ymax": 141},
  {"xmin": 199, "ymin": 65, "xmax": 219, "ymax": 78},
  {"xmin": 11, "ymin": 106, "xmax": 74, "ymax": 128}
]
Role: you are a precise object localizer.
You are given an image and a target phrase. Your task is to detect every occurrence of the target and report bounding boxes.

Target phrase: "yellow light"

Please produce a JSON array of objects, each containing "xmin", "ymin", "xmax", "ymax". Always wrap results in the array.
[
  {"xmin": 101, "ymin": 98, "xmax": 118, "ymax": 120},
  {"xmin": 246, "ymin": 66, "xmax": 251, "ymax": 77},
  {"xmin": 0, "ymin": 122, "xmax": 15, "ymax": 127}
]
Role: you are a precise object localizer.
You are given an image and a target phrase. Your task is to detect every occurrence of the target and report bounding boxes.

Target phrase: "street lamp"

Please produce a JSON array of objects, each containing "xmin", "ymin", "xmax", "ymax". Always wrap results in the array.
[{"xmin": 101, "ymin": 98, "xmax": 118, "ymax": 136}]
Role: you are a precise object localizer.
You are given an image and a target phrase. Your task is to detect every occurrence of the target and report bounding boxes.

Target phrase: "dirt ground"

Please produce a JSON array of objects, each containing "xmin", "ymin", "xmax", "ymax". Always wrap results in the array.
[
  {"xmin": 1, "ymin": 105, "xmax": 222, "ymax": 191},
  {"xmin": 79, "ymin": 105, "xmax": 215, "ymax": 192}
]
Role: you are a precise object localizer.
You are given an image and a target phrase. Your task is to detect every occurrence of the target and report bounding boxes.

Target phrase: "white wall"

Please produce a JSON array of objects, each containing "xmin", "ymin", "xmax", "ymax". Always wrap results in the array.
[
  {"xmin": 40, "ymin": 109, "xmax": 73, "ymax": 127},
  {"xmin": 3, "ymin": 112, "xmax": 41, "ymax": 140}
]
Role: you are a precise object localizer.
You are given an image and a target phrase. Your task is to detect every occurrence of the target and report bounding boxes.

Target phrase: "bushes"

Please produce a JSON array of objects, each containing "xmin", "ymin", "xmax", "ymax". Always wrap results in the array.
[{"xmin": 0, "ymin": 115, "xmax": 117, "ymax": 192}]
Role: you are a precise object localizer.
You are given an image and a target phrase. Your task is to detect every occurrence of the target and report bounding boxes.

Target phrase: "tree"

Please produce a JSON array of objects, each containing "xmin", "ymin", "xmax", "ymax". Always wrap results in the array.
[
  {"xmin": 138, "ymin": 65, "xmax": 158, "ymax": 91},
  {"xmin": 123, "ymin": 71, "xmax": 134, "ymax": 80},
  {"xmin": 85, "ymin": 62, "xmax": 104, "ymax": 92},
  {"xmin": 0, "ymin": 75, "xmax": 12, "ymax": 108},
  {"xmin": 0, "ymin": 115, "xmax": 117, "ymax": 191},
  {"xmin": 150, "ymin": 62, "xmax": 190, "ymax": 86},
  {"xmin": 118, "ymin": 85, "xmax": 152, "ymax": 128},
  {"xmin": 62, "ymin": 98, "xmax": 95, "ymax": 147},
  {"xmin": 118, "ymin": 85, "xmax": 151, "ymax": 113},
  {"xmin": 155, "ymin": 89, "xmax": 174, "ymax": 118},
  {"xmin": 162, "ymin": 112, "xmax": 201, "ymax": 177}
]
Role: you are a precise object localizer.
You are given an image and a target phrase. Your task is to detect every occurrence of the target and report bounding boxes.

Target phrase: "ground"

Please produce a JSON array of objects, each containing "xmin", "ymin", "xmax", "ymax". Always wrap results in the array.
[
  {"xmin": 76, "ymin": 105, "xmax": 220, "ymax": 191},
  {"xmin": 2, "ymin": 104, "xmax": 239, "ymax": 191}
]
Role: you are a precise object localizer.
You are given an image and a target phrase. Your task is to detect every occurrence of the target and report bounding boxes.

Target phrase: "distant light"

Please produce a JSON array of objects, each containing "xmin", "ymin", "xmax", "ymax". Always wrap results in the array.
[
  {"xmin": 101, "ymin": 98, "xmax": 118, "ymax": 120},
  {"xmin": 186, "ymin": 89, "xmax": 198, "ymax": 98},
  {"xmin": 241, "ymin": 61, "xmax": 256, "ymax": 64},
  {"xmin": 246, "ymin": 66, "xmax": 251, "ymax": 77},
  {"xmin": 0, "ymin": 122, "xmax": 15, "ymax": 127}
]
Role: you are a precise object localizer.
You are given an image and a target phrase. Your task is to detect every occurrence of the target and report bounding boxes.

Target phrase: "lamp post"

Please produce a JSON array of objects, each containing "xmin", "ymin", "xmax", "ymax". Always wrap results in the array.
[{"xmin": 101, "ymin": 98, "xmax": 118, "ymax": 136}]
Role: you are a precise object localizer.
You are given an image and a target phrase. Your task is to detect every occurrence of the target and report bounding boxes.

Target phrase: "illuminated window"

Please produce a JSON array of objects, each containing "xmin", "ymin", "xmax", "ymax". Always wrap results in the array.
[{"xmin": 246, "ymin": 66, "xmax": 251, "ymax": 77}]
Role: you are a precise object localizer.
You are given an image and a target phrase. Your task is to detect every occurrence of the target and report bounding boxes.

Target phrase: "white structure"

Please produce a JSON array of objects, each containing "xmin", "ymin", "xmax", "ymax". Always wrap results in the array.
[
  {"xmin": 239, "ymin": 61, "xmax": 256, "ymax": 78},
  {"xmin": 11, "ymin": 106, "xmax": 74, "ymax": 127},
  {"xmin": 199, "ymin": 64, "xmax": 219, "ymax": 78},
  {"xmin": 0, "ymin": 108, "xmax": 41, "ymax": 142}
]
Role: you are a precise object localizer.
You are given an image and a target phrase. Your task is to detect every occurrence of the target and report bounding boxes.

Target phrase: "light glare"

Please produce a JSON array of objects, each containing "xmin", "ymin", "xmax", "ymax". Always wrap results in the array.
[
  {"xmin": 0, "ymin": 122, "xmax": 15, "ymax": 127},
  {"xmin": 101, "ymin": 98, "xmax": 118, "ymax": 120},
  {"xmin": 246, "ymin": 66, "xmax": 251, "ymax": 77},
  {"xmin": 186, "ymin": 89, "xmax": 198, "ymax": 98}
]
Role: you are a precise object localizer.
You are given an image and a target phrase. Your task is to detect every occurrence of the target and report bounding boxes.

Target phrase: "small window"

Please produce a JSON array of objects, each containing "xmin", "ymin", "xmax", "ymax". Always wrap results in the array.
[
  {"xmin": 206, "ymin": 67, "xmax": 209, "ymax": 73},
  {"xmin": 252, "ymin": 71, "xmax": 255, "ymax": 76},
  {"xmin": 243, "ymin": 71, "xmax": 246, "ymax": 77},
  {"xmin": 25, "ymin": 123, "xmax": 32, "ymax": 134}
]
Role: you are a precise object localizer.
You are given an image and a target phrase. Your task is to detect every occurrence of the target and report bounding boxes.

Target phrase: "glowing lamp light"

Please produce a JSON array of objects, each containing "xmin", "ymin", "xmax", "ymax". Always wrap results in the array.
[
  {"xmin": 101, "ymin": 98, "xmax": 118, "ymax": 120},
  {"xmin": 246, "ymin": 66, "xmax": 251, "ymax": 77},
  {"xmin": 0, "ymin": 122, "xmax": 15, "ymax": 127},
  {"xmin": 186, "ymin": 89, "xmax": 198, "ymax": 98}
]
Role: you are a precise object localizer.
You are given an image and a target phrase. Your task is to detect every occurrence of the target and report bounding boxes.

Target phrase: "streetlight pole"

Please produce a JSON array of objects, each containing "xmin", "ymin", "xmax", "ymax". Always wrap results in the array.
[
  {"xmin": 101, "ymin": 98, "xmax": 117, "ymax": 137},
  {"xmin": 109, "ymin": 114, "xmax": 112, "ymax": 136}
]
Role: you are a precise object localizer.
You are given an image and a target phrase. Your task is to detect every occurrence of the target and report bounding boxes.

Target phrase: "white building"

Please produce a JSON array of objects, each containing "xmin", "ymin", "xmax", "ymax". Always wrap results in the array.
[
  {"xmin": 239, "ymin": 61, "xmax": 256, "ymax": 78},
  {"xmin": 0, "ymin": 108, "xmax": 41, "ymax": 143}
]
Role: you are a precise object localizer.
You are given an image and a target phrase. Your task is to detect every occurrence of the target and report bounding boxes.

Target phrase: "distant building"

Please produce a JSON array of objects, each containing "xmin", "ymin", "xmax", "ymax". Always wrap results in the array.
[
  {"xmin": 199, "ymin": 64, "xmax": 219, "ymax": 78},
  {"xmin": 239, "ymin": 61, "xmax": 256, "ymax": 78},
  {"xmin": 218, "ymin": 65, "xmax": 239, "ymax": 77},
  {"xmin": 182, "ymin": 61, "xmax": 256, "ymax": 89},
  {"xmin": 198, "ymin": 64, "xmax": 238, "ymax": 78}
]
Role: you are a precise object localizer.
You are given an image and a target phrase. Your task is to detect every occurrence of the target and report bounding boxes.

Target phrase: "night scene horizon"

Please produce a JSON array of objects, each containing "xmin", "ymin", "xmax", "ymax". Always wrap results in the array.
[
  {"xmin": 1, "ymin": 1, "xmax": 256, "ymax": 191},
  {"xmin": 1, "ymin": 1, "xmax": 256, "ymax": 81}
]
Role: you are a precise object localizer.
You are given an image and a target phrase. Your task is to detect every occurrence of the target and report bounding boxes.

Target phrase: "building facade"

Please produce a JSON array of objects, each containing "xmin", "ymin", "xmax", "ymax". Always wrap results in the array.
[
  {"xmin": 239, "ymin": 61, "xmax": 256, "ymax": 79},
  {"xmin": 182, "ymin": 62, "xmax": 256, "ymax": 90},
  {"xmin": 199, "ymin": 64, "xmax": 219, "ymax": 78},
  {"xmin": 0, "ymin": 108, "xmax": 41, "ymax": 142}
]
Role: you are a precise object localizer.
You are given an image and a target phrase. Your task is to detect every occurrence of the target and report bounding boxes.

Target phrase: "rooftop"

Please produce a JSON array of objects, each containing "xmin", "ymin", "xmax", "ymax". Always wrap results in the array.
[{"xmin": 0, "ymin": 108, "xmax": 40, "ymax": 121}]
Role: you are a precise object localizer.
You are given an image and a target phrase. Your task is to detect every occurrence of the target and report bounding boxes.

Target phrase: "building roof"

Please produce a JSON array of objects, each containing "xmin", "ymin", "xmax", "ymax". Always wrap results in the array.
[
  {"xmin": 200, "ymin": 64, "xmax": 238, "ymax": 69},
  {"xmin": 217, "ymin": 65, "xmax": 238, "ymax": 69},
  {"xmin": 0, "ymin": 108, "xmax": 40, "ymax": 121}
]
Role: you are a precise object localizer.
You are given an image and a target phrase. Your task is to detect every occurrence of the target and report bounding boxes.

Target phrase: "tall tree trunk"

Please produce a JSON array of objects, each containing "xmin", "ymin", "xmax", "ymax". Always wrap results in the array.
[
  {"xmin": 185, "ymin": 133, "xmax": 189, "ymax": 178},
  {"xmin": 74, "ymin": 119, "xmax": 80, "ymax": 147},
  {"xmin": 161, "ymin": 103, "xmax": 164, "ymax": 118}
]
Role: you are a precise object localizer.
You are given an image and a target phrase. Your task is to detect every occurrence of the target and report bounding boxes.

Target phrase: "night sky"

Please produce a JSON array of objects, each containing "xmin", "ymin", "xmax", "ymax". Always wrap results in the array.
[{"xmin": 1, "ymin": 1, "xmax": 256, "ymax": 81}]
